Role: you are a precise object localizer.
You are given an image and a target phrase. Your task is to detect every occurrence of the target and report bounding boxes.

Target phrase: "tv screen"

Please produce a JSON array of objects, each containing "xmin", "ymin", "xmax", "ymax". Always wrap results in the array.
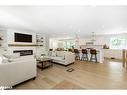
[{"xmin": 15, "ymin": 33, "xmax": 32, "ymax": 43}]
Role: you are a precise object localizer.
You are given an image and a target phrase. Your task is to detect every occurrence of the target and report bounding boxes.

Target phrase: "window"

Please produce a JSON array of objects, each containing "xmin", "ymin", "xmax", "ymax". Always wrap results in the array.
[
  {"xmin": 110, "ymin": 38, "xmax": 127, "ymax": 49},
  {"xmin": 63, "ymin": 41, "xmax": 75, "ymax": 49}
]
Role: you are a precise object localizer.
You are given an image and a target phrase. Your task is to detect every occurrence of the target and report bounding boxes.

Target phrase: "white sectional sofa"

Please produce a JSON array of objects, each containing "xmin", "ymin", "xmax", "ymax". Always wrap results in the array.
[
  {"xmin": 0, "ymin": 55, "xmax": 36, "ymax": 88},
  {"xmin": 49, "ymin": 51, "xmax": 75, "ymax": 66}
]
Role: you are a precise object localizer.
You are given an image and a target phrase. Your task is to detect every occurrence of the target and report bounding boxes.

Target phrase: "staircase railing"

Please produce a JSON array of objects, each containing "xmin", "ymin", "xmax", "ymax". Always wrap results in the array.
[{"xmin": 123, "ymin": 49, "xmax": 127, "ymax": 70}]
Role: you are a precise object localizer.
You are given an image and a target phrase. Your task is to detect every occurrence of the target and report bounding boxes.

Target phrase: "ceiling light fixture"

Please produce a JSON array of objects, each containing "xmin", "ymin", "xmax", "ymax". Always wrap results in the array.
[{"xmin": 91, "ymin": 32, "xmax": 96, "ymax": 42}]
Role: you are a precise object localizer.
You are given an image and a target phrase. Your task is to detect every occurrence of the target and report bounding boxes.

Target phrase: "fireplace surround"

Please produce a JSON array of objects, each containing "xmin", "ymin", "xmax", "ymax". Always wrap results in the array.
[{"xmin": 13, "ymin": 50, "xmax": 33, "ymax": 56}]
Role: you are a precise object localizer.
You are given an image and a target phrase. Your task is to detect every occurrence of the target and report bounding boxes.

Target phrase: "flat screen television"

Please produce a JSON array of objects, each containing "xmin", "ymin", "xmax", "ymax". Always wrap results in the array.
[{"xmin": 15, "ymin": 33, "xmax": 32, "ymax": 43}]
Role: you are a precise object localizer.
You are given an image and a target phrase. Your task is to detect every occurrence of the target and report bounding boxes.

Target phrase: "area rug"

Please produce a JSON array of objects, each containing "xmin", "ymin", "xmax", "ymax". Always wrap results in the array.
[
  {"xmin": 53, "ymin": 80, "xmax": 83, "ymax": 89},
  {"xmin": 66, "ymin": 68, "xmax": 75, "ymax": 72}
]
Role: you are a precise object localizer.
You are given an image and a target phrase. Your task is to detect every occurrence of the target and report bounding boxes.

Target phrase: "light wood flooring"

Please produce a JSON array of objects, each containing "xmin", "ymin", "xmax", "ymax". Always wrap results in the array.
[{"xmin": 15, "ymin": 59, "xmax": 127, "ymax": 89}]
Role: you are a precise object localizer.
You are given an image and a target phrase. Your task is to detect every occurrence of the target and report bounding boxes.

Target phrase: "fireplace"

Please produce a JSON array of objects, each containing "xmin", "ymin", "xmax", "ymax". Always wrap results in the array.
[{"xmin": 13, "ymin": 50, "xmax": 33, "ymax": 56}]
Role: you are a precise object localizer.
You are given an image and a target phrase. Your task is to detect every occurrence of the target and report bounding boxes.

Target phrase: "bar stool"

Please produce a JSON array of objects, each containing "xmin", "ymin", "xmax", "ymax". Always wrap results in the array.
[
  {"xmin": 81, "ymin": 49, "xmax": 88, "ymax": 61},
  {"xmin": 68, "ymin": 49, "xmax": 72, "ymax": 52},
  {"xmin": 74, "ymin": 49, "xmax": 80, "ymax": 60},
  {"xmin": 90, "ymin": 49, "xmax": 97, "ymax": 63}
]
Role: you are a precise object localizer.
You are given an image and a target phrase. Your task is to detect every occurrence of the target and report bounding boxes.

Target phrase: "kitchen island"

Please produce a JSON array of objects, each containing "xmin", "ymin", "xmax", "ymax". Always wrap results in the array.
[
  {"xmin": 79, "ymin": 45, "xmax": 104, "ymax": 63},
  {"xmin": 79, "ymin": 49, "xmax": 104, "ymax": 63}
]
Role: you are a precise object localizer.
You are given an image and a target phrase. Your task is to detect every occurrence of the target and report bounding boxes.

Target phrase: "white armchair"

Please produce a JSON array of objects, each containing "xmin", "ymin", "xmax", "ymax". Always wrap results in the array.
[{"xmin": 0, "ymin": 55, "xmax": 36, "ymax": 88}]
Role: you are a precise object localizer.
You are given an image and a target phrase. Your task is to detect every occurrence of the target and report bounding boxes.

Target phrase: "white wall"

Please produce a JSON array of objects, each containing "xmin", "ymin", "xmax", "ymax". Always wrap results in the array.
[
  {"xmin": 45, "ymin": 34, "xmax": 50, "ymax": 51},
  {"xmin": 58, "ymin": 41, "xmax": 64, "ymax": 48},
  {"xmin": 0, "ymin": 30, "xmax": 8, "ymax": 54},
  {"xmin": 49, "ymin": 38, "xmax": 58, "ymax": 49}
]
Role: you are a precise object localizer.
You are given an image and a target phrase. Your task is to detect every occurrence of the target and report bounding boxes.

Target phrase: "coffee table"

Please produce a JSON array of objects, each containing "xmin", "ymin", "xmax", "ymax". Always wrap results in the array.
[{"xmin": 37, "ymin": 58, "xmax": 53, "ymax": 70}]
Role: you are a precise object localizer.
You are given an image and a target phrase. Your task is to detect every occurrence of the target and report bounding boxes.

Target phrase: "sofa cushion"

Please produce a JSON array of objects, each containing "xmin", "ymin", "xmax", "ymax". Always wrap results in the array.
[
  {"xmin": 51, "ymin": 57, "xmax": 65, "ymax": 63},
  {"xmin": 8, "ymin": 58, "xmax": 21, "ymax": 62},
  {"xmin": 0, "ymin": 56, "xmax": 2, "ymax": 64},
  {"xmin": 2, "ymin": 56, "xmax": 8, "ymax": 63},
  {"xmin": 56, "ymin": 51, "xmax": 65, "ymax": 56},
  {"xmin": 0, "ymin": 54, "xmax": 9, "ymax": 64},
  {"xmin": 48, "ymin": 51, "xmax": 51, "ymax": 56},
  {"xmin": 3, "ymin": 53, "xmax": 20, "ymax": 59},
  {"xmin": 51, "ymin": 51, "xmax": 57, "ymax": 57},
  {"xmin": 56, "ymin": 51, "xmax": 66, "ymax": 59},
  {"xmin": 51, "ymin": 57, "xmax": 64, "ymax": 61}
]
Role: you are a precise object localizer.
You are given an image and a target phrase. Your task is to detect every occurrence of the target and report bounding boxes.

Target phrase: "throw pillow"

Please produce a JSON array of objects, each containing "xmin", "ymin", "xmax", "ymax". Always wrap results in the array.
[
  {"xmin": 3, "ymin": 53, "xmax": 20, "ymax": 59},
  {"xmin": 52, "ymin": 51, "xmax": 56, "ymax": 57},
  {"xmin": 0, "ymin": 54, "xmax": 9, "ymax": 64},
  {"xmin": 62, "ymin": 54, "xmax": 65, "ymax": 60},
  {"xmin": 2, "ymin": 56, "xmax": 8, "ymax": 63},
  {"xmin": 48, "ymin": 51, "xmax": 52, "ymax": 56},
  {"xmin": 0, "ymin": 56, "xmax": 2, "ymax": 64}
]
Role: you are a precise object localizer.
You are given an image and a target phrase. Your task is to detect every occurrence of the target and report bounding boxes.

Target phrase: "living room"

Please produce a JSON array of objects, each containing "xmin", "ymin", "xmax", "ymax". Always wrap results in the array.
[{"xmin": 0, "ymin": 1, "xmax": 127, "ymax": 94}]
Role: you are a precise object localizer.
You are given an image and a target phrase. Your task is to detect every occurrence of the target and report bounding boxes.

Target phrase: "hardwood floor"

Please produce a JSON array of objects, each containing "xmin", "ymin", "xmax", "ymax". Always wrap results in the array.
[{"xmin": 15, "ymin": 59, "xmax": 127, "ymax": 89}]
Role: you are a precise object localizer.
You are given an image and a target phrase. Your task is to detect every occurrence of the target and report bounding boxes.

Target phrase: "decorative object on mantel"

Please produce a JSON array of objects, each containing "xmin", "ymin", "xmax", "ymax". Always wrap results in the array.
[
  {"xmin": 37, "ymin": 38, "xmax": 43, "ymax": 42},
  {"xmin": 103, "ymin": 44, "xmax": 109, "ymax": 49}
]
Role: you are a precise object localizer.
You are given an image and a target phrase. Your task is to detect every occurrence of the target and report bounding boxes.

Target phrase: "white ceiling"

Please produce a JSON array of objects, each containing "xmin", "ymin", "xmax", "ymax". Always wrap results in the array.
[{"xmin": 0, "ymin": 6, "xmax": 127, "ymax": 37}]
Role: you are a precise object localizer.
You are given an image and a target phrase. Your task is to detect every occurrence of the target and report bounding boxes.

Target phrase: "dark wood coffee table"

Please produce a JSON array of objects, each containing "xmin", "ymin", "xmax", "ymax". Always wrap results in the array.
[{"xmin": 37, "ymin": 58, "xmax": 53, "ymax": 70}]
